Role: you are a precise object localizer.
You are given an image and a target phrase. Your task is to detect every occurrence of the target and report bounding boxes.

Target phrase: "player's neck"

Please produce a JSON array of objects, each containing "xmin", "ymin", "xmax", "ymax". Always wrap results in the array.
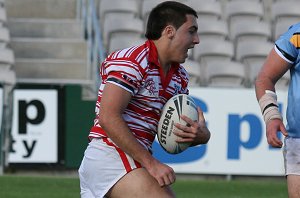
[
  {"xmin": 153, "ymin": 39, "xmax": 172, "ymax": 76},
  {"xmin": 157, "ymin": 57, "xmax": 171, "ymax": 77}
]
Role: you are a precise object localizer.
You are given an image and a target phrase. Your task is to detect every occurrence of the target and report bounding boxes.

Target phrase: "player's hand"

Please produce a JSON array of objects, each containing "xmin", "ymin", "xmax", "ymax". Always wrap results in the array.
[
  {"xmin": 174, "ymin": 107, "xmax": 210, "ymax": 145},
  {"xmin": 266, "ymin": 119, "xmax": 288, "ymax": 148},
  {"xmin": 145, "ymin": 158, "xmax": 176, "ymax": 187}
]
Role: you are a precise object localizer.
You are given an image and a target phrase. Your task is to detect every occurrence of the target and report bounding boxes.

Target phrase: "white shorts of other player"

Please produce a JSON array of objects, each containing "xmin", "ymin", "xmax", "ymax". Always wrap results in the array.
[
  {"xmin": 78, "ymin": 138, "xmax": 141, "ymax": 198},
  {"xmin": 283, "ymin": 137, "xmax": 300, "ymax": 175}
]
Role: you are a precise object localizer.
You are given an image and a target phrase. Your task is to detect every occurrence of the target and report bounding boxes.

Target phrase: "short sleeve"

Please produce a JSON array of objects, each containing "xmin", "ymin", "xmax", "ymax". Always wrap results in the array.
[
  {"xmin": 275, "ymin": 24, "xmax": 300, "ymax": 64},
  {"xmin": 101, "ymin": 58, "xmax": 143, "ymax": 95}
]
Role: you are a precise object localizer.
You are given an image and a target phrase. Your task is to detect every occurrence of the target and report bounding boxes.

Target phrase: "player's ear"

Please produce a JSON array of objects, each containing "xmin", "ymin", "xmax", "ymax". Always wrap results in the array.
[{"xmin": 163, "ymin": 25, "xmax": 175, "ymax": 39}]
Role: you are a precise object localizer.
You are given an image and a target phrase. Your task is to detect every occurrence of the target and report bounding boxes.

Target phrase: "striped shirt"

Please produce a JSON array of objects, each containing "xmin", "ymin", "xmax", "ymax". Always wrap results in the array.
[
  {"xmin": 275, "ymin": 22, "xmax": 300, "ymax": 137},
  {"xmin": 89, "ymin": 40, "xmax": 190, "ymax": 151}
]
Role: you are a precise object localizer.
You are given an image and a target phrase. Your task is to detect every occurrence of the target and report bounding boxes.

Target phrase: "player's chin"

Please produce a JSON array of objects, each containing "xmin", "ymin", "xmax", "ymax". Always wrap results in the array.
[{"xmin": 178, "ymin": 55, "xmax": 188, "ymax": 63}]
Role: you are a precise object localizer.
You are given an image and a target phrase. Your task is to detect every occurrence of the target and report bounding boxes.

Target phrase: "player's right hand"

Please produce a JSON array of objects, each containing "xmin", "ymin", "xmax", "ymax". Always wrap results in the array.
[
  {"xmin": 266, "ymin": 119, "xmax": 288, "ymax": 148},
  {"xmin": 145, "ymin": 158, "xmax": 176, "ymax": 187}
]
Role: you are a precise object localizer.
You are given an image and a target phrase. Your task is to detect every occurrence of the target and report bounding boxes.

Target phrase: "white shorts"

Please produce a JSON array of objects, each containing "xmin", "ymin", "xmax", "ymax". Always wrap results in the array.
[
  {"xmin": 283, "ymin": 137, "xmax": 300, "ymax": 176},
  {"xmin": 78, "ymin": 138, "xmax": 142, "ymax": 198}
]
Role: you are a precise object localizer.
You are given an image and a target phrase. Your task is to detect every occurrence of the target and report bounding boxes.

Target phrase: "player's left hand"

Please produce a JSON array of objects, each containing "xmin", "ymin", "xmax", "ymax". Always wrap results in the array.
[{"xmin": 173, "ymin": 107, "xmax": 211, "ymax": 145}]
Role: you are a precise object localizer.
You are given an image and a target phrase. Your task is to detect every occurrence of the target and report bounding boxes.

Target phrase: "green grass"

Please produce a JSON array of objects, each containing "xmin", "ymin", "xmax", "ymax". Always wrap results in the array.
[
  {"xmin": 0, "ymin": 175, "xmax": 287, "ymax": 198},
  {"xmin": 0, "ymin": 175, "xmax": 80, "ymax": 198},
  {"xmin": 172, "ymin": 179, "xmax": 287, "ymax": 198}
]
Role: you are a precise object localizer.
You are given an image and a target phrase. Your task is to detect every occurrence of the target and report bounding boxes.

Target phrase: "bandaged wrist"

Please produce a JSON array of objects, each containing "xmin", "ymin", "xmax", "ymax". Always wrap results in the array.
[{"xmin": 258, "ymin": 90, "xmax": 282, "ymax": 123}]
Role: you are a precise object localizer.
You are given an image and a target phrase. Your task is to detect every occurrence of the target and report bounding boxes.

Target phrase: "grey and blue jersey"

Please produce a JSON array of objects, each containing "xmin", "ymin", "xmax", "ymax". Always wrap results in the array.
[{"xmin": 275, "ymin": 22, "xmax": 300, "ymax": 138}]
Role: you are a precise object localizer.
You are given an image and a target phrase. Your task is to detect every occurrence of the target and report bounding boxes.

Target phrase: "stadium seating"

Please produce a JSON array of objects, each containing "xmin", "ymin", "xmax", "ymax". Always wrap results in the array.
[
  {"xmin": 206, "ymin": 60, "xmax": 246, "ymax": 88},
  {"xmin": 0, "ymin": 47, "xmax": 15, "ymax": 70},
  {"xmin": 186, "ymin": 0, "xmax": 223, "ymax": 20},
  {"xmin": 102, "ymin": 14, "xmax": 144, "ymax": 49},
  {"xmin": 235, "ymin": 40, "xmax": 273, "ymax": 63},
  {"xmin": 229, "ymin": 20, "xmax": 271, "ymax": 44},
  {"xmin": 193, "ymin": 39, "xmax": 234, "ymax": 63},
  {"xmin": 97, "ymin": 0, "xmax": 299, "ymax": 88},
  {"xmin": 0, "ymin": 1, "xmax": 16, "ymax": 80},
  {"xmin": 276, "ymin": 71, "xmax": 290, "ymax": 90},
  {"xmin": 197, "ymin": 18, "xmax": 229, "ymax": 40},
  {"xmin": 0, "ymin": 6, "xmax": 6, "ymax": 25},
  {"xmin": 6, "ymin": 0, "xmax": 92, "ymax": 90},
  {"xmin": 141, "ymin": 0, "xmax": 170, "ymax": 24},
  {"xmin": 235, "ymin": 40, "xmax": 274, "ymax": 87},
  {"xmin": 225, "ymin": 1, "xmax": 264, "ymax": 28},
  {"xmin": 108, "ymin": 35, "xmax": 145, "ymax": 54},
  {"xmin": 0, "ymin": 0, "xmax": 4, "ymax": 7},
  {"xmin": 193, "ymin": 39, "xmax": 235, "ymax": 84},
  {"xmin": 0, "ymin": 26, "xmax": 10, "ymax": 47},
  {"xmin": 270, "ymin": 0, "xmax": 300, "ymax": 41},
  {"xmin": 271, "ymin": 1, "xmax": 300, "ymax": 24},
  {"xmin": 0, "ymin": 67, "xmax": 16, "ymax": 86},
  {"xmin": 6, "ymin": 0, "xmax": 297, "ymax": 89},
  {"xmin": 272, "ymin": 18, "xmax": 300, "ymax": 41},
  {"xmin": 98, "ymin": 0, "xmax": 140, "ymax": 23},
  {"xmin": 182, "ymin": 59, "xmax": 203, "ymax": 86}
]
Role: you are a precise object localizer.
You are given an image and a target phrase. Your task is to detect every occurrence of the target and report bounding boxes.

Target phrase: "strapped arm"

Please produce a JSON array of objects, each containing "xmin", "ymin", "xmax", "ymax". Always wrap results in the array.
[{"xmin": 258, "ymin": 90, "xmax": 282, "ymax": 123}]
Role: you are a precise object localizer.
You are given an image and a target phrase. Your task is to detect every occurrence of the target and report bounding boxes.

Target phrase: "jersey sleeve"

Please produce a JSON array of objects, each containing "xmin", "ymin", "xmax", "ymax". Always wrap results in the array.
[
  {"xmin": 101, "ymin": 58, "xmax": 143, "ymax": 95},
  {"xmin": 275, "ymin": 24, "xmax": 300, "ymax": 64}
]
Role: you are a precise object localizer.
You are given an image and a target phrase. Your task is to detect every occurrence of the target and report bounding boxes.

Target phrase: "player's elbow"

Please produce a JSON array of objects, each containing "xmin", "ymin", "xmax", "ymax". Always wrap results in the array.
[
  {"xmin": 98, "ymin": 111, "xmax": 123, "ymax": 134},
  {"xmin": 98, "ymin": 112, "xmax": 110, "ymax": 129},
  {"xmin": 254, "ymin": 76, "xmax": 264, "ymax": 90}
]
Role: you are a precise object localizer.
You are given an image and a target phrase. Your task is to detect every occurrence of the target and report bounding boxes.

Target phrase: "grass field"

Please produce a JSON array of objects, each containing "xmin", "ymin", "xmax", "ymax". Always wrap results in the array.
[{"xmin": 0, "ymin": 175, "xmax": 287, "ymax": 198}]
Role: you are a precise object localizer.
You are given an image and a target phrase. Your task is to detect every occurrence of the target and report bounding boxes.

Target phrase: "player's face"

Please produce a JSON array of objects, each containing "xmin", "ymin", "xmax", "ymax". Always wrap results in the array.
[{"xmin": 170, "ymin": 14, "xmax": 199, "ymax": 63}]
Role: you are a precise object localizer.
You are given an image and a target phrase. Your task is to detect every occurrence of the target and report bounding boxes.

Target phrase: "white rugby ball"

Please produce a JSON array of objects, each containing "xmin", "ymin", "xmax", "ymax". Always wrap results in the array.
[{"xmin": 157, "ymin": 94, "xmax": 198, "ymax": 154}]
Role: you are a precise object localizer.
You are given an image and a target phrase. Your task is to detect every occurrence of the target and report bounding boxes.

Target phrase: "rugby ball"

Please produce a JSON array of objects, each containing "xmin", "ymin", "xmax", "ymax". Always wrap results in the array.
[{"xmin": 157, "ymin": 94, "xmax": 198, "ymax": 154}]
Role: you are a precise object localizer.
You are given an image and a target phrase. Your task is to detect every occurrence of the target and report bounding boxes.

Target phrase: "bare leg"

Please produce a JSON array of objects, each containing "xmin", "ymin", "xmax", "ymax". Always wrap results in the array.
[
  {"xmin": 106, "ymin": 168, "xmax": 175, "ymax": 198},
  {"xmin": 287, "ymin": 175, "xmax": 300, "ymax": 198}
]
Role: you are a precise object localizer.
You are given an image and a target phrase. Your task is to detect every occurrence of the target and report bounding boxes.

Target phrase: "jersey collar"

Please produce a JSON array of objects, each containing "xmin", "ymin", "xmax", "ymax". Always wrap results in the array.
[{"xmin": 146, "ymin": 40, "xmax": 180, "ymax": 70}]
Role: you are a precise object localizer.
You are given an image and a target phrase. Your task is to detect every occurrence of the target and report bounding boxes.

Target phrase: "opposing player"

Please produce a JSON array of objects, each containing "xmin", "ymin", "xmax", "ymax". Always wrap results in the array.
[
  {"xmin": 78, "ymin": 1, "xmax": 211, "ymax": 198},
  {"xmin": 255, "ymin": 22, "xmax": 300, "ymax": 198}
]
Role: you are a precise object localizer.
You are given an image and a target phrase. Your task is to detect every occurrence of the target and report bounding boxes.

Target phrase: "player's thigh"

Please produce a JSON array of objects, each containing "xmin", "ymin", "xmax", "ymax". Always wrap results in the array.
[
  {"xmin": 107, "ymin": 168, "xmax": 175, "ymax": 198},
  {"xmin": 287, "ymin": 175, "xmax": 300, "ymax": 198},
  {"xmin": 284, "ymin": 137, "xmax": 300, "ymax": 198}
]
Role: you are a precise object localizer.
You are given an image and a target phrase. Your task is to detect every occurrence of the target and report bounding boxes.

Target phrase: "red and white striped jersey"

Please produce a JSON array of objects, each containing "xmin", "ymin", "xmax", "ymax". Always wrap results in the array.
[{"xmin": 89, "ymin": 40, "xmax": 189, "ymax": 151}]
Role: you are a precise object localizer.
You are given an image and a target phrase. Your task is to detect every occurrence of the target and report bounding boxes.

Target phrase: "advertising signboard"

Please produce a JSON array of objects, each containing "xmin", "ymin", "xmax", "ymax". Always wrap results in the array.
[
  {"xmin": 9, "ymin": 88, "xmax": 58, "ymax": 163},
  {"xmin": 153, "ymin": 88, "xmax": 288, "ymax": 176}
]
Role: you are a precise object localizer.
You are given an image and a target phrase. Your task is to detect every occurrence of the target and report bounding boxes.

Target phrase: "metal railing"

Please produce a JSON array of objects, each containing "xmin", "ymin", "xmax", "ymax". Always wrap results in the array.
[{"xmin": 80, "ymin": 0, "xmax": 106, "ymax": 90}]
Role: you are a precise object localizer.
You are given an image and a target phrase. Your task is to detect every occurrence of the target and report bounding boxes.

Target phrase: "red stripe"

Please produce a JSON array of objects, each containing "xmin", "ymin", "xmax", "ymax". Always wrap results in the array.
[
  {"xmin": 90, "ymin": 126, "xmax": 107, "ymax": 136},
  {"xmin": 132, "ymin": 129, "xmax": 155, "ymax": 143},
  {"xmin": 124, "ymin": 46, "xmax": 136, "ymax": 57},
  {"xmin": 127, "ymin": 103, "xmax": 159, "ymax": 120},
  {"xmin": 135, "ymin": 161, "xmax": 142, "ymax": 168},
  {"xmin": 90, "ymin": 126, "xmax": 155, "ymax": 143},
  {"xmin": 102, "ymin": 138, "xmax": 132, "ymax": 173}
]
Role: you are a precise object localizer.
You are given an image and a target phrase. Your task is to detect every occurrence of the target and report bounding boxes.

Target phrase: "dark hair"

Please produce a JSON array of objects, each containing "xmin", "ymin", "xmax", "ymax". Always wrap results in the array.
[{"xmin": 145, "ymin": 1, "xmax": 198, "ymax": 40}]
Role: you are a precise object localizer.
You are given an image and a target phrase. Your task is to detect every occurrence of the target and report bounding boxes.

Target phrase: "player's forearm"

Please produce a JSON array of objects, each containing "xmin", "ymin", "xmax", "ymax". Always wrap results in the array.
[{"xmin": 255, "ymin": 74, "xmax": 275, "ymax": 100}]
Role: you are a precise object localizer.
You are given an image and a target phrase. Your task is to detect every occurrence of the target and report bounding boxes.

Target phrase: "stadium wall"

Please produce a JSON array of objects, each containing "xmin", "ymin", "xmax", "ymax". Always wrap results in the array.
[
  {"xmin": 5, "ymin": 85, "xmax": 94, "ymax": 168},
  {"xmin": 1, "ymin": 85, "xmax": 288, "ymax": 176}
]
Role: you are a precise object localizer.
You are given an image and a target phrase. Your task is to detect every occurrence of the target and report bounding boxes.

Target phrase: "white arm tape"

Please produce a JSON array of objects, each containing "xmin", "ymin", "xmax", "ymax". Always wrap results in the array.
[{"xmin": 258, "ymin": 90, "xmax": 282, "ymax": 123}]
